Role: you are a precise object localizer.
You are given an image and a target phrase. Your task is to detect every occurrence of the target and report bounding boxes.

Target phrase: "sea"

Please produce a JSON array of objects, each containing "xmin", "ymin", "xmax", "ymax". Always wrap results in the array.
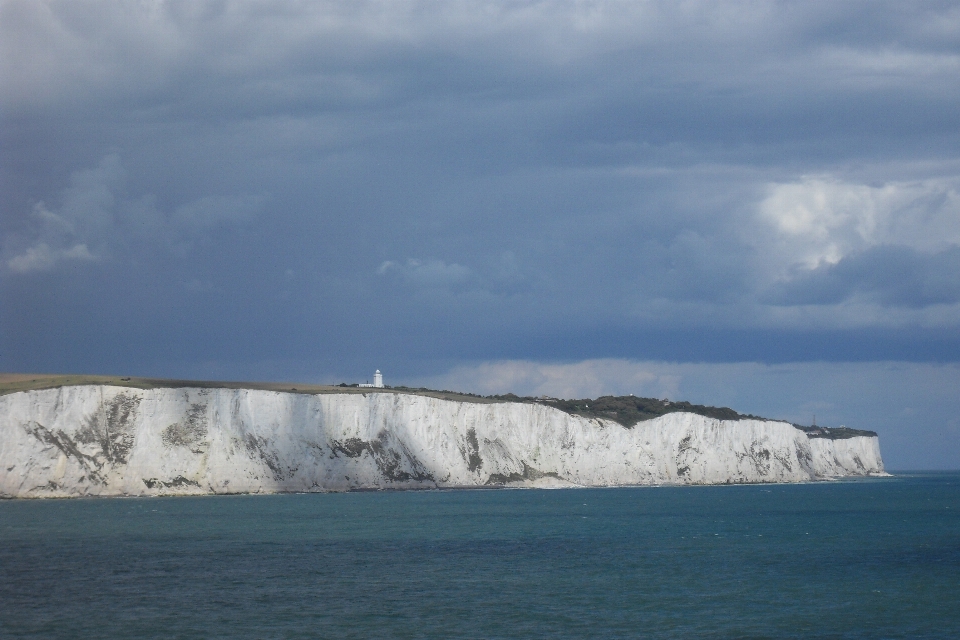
[{"xmin": 1, "ymin": 473, "xmax": 958, "ymax": 639}]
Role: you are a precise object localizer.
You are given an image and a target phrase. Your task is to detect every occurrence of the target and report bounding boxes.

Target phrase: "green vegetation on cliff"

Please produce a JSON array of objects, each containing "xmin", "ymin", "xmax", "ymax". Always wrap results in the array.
[{"xmin": 483, "ymin": 393, "xmax": 757, "ymax": 426}]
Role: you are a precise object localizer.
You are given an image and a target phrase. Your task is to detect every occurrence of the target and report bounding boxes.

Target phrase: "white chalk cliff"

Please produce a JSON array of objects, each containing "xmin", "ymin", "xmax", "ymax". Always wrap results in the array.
[{"xmin": 0, "ymin": 386, "xmax": 886, "ymax": 498}]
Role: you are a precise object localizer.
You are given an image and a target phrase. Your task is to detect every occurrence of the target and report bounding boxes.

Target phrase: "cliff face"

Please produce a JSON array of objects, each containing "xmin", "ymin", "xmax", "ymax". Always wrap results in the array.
[{"xmin": 0, "ymin": 386, "xmax": 886, "ymax": 498}]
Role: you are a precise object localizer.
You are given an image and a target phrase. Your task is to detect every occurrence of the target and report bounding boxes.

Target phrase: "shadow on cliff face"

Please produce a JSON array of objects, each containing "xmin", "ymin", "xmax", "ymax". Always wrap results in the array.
[
  {"xmin": 243, "ymin": 434, "xmax": 287, "ymax": 482},
  {"xmin": 24, "ymin": 421, "xmax": 107, "ymax": 485},
  {"xmin": 75, "ymin": 392, "xmax": 141, "ymax": 465},
  {"xmin": 464, "ymin": 428, "xmax": 482, "ymax": 473},
  {"xmin": 330, "ymin": 431, "xmax": 434, "ymax": 483},
  {"xmin": 485, "ymin": 462, "xmax": 561, "ymax": 485},
  {"xmin": 162, "ymin": 403, "xmax": 209, "ymax": 454},
  {"xmin": 142, "ymin": 476, "xmax": 200, "ymax": 489},
  {"xmin": 21, "ymin": 392, "xmax": 142, "ymax": 487}
]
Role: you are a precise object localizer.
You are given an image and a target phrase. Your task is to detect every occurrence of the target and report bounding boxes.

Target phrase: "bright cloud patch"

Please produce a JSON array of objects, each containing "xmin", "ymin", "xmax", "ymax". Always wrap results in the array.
[
  {"xmin": 755, "ymin": 177, "xmax": 960, "ymax": 308},
  {"xmin": 7, "ymin": 242, "xmax": 96, "ymax": 273},
  {"xmin": 759, "ymin": 177, "xmax": 960, "ymax": 271}
]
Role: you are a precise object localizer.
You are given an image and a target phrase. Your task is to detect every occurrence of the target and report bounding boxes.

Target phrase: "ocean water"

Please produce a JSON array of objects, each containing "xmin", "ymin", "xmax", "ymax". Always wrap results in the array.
[{"xmin": 1, "ymin": 474, "xmax": 958, "ymax": 639}]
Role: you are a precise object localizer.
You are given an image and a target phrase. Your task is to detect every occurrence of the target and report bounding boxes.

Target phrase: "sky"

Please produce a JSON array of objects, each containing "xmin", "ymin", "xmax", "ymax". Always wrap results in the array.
[{"xmin": 2, "ymin": 1, "xmax": 960, "ymax": 469}]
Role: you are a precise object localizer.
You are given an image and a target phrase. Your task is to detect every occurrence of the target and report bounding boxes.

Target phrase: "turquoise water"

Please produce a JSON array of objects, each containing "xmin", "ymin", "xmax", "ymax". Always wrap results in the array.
[{"xmin": 1, "ymin": 474, "xmax": 958, "ymax": 639}]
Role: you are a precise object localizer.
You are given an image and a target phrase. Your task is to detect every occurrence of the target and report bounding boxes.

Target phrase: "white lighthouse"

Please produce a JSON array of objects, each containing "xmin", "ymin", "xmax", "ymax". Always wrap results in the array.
[{"xmin": 360, "ymin": 370, "xmax": 385, "ymax": 388}]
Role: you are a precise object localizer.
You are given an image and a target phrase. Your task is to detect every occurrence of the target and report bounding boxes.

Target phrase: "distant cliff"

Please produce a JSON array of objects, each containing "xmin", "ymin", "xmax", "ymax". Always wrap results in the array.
[{"xmin": 0, "ymin": 385, "xmax": 886, "ymax": 498}]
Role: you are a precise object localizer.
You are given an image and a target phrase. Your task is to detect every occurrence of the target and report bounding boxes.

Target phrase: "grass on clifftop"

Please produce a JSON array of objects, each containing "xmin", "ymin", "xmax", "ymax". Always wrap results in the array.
[
  {"xmin": 0, "ymin": 374, "xmax": 505, "ymax": 403},
  {"xmin": 0, "ymin": 374, "xmax": 876, "ymax": 437}
]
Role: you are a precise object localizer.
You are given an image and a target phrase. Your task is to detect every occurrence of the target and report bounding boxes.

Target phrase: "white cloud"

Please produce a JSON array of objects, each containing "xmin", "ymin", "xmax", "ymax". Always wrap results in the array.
[
  {"xmin": 756, "ymin": 176, "xmax": 960, "ymax": 272},
  {"xmin": 6, "ymin": 242, "xmax": 96, "ymax": 273}
]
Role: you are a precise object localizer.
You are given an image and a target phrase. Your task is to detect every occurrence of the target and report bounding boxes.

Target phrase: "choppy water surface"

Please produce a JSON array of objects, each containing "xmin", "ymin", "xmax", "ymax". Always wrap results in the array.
[{"xmin": 1, "ymin": 473, "xmax": 958, "ymax": 639}]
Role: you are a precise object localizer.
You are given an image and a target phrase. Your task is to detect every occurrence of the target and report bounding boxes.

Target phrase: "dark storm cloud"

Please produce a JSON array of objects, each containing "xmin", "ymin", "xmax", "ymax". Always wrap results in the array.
[
  {"xmin": 765, "ymin": 245, "xmax": 960, "ymax": 308},
  {"xmin": 2, "ymin": 0, "xmax": 960, "ymax": 383}
]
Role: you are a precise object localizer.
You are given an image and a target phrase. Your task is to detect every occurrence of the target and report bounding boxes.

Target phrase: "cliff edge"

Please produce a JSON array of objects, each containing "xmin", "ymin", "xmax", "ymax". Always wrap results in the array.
[{"xmin": 0, "ymin": 385, "xmax": 886, "ymax": 498}]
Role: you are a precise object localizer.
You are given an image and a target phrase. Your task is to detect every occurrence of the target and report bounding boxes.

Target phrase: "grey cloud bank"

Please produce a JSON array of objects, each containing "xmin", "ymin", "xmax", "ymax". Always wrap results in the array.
[{"xmin": 2, "ymin": 1, "xmax": 959, "ymax": 467}]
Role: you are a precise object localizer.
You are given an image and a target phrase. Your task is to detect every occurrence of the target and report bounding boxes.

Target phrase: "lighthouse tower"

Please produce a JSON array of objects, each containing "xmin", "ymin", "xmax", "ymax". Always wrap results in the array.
[{"xmin": 373, "ymin": 370, "xmax": 383, "ymax": 388}]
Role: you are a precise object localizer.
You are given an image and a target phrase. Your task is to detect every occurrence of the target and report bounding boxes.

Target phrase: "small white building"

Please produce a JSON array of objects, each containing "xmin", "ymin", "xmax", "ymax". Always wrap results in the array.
[{"xmin": 359, "ymin": 370, "xmax": 384, "ymax": 388}]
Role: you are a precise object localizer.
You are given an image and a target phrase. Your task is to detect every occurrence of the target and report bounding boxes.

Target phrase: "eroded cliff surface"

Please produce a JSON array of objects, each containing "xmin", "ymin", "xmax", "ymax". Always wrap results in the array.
[{"xmin": 0, "ymin": 386, "xmax": 886, "ymax": 497}]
